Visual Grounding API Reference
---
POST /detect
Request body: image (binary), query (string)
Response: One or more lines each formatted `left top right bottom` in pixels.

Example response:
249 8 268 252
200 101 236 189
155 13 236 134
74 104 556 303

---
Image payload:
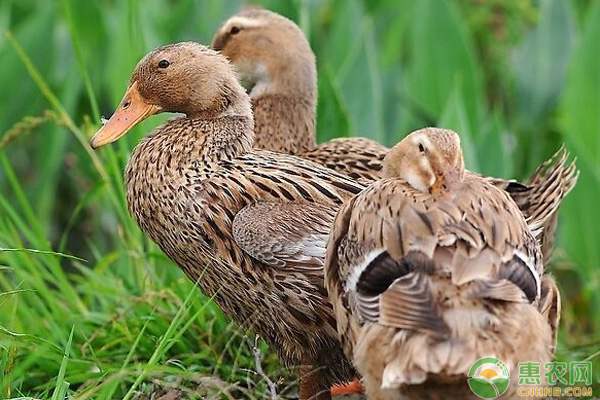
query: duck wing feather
233 201 337 274
302 137 388 182
488 146 579 260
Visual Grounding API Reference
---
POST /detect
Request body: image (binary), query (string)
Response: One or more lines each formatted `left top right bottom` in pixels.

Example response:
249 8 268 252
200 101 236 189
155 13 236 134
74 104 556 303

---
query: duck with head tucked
212 8 578 262
325 128 565 400
91 41 365 400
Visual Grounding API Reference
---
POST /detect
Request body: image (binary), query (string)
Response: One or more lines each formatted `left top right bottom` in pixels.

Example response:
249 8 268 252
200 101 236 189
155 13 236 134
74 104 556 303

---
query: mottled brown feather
127 125 362 386
212 9 388 181
325 128 559 399
213 10 579 266
233 201 335 271
495 146 579 260
95 42 364 395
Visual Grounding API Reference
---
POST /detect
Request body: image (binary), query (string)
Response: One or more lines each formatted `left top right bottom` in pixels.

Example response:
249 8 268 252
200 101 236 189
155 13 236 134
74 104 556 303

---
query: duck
324 127 568 400
211 8 578 262
90 42 365 400
211 8 388 181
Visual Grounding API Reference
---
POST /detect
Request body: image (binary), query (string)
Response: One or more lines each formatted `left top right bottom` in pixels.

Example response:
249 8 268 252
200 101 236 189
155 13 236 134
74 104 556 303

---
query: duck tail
505 145 579 261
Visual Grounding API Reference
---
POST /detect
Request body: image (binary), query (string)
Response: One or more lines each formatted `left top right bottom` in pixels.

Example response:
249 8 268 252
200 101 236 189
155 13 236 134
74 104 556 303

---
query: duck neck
141 112 254 170
197 114 255 163
183 86 255 163
251 93 316 154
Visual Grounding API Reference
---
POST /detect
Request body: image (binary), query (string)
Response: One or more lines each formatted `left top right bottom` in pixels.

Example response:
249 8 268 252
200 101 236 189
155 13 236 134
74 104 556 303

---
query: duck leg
299 360 331 400
331 378 363 396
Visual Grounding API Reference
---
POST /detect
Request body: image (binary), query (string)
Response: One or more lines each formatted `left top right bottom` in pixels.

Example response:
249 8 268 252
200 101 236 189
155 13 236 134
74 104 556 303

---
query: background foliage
0 0 598 398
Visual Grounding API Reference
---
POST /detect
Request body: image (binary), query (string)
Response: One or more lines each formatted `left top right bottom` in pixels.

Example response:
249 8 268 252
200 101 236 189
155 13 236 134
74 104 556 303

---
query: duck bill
90 81 161 149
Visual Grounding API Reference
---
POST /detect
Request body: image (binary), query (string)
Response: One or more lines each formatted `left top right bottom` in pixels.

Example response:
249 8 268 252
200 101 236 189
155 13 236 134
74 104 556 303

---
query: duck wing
233 201 337 274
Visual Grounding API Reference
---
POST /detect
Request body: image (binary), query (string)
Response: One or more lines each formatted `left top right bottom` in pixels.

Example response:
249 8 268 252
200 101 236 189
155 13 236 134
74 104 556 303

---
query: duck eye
158 60 170 69
230 26 241 35
418 143 425 153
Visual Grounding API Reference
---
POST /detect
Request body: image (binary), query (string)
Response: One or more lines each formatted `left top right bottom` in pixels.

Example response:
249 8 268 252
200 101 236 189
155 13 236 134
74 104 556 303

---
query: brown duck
211 8 578 261
212 8 388 181
325 128 569 400
90 42 363 400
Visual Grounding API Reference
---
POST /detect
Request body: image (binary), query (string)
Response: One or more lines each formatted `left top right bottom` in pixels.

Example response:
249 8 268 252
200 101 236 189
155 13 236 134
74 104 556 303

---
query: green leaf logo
467 357 510 398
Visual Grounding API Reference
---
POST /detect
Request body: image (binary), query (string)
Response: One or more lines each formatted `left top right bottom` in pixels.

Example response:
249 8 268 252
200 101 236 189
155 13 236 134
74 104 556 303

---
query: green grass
0 0 598 398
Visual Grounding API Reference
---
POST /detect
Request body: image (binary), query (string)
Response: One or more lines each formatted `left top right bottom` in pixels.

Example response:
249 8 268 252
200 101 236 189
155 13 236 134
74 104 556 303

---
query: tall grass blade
51 326 74 400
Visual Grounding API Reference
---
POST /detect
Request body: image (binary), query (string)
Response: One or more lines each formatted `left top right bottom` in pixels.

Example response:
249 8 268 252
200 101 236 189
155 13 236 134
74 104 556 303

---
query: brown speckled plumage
92 42 362 399
212 9 579 257
325 128 566 400
251 94 316 153
212 8 388 181
493 147 579 261
126 116 357 378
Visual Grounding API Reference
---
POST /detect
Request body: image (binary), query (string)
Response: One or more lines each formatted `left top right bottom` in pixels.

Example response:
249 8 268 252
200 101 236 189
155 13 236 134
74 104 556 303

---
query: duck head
91 42 250 149
383 127 465 195
211 9 316 100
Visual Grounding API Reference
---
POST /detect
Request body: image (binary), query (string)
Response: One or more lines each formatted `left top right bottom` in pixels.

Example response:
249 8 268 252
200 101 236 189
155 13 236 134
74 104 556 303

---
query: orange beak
90 81 161 149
